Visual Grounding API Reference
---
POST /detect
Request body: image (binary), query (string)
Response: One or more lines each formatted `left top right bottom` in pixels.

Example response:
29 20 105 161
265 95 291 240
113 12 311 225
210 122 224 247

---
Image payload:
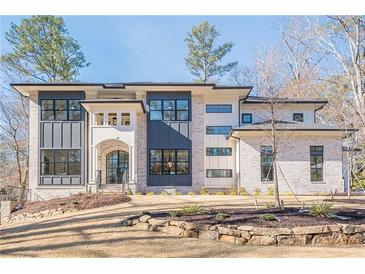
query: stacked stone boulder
123 214 365 246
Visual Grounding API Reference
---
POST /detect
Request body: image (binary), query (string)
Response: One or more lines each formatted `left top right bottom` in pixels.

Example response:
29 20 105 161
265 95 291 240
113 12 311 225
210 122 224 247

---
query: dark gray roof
243 96 328 105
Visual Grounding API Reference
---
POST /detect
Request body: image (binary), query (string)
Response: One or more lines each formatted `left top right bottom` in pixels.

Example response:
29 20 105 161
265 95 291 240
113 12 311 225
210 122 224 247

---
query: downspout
230 134 241 195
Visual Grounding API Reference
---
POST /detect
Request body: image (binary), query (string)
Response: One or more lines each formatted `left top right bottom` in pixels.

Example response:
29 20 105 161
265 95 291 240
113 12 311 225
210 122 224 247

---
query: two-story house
11 82 355 200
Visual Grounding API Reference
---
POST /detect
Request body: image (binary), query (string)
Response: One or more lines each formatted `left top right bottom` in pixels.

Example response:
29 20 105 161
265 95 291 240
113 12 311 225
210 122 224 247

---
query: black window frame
260 146 273 181
149 149 190 176
310 146 324 182
242 113 253 124
293 113 304 122
41 99 82 121
40 149 81 176
149 99 189 121
206 126 232 135
206 169 233 178
206 147 232 156
206 104 232 113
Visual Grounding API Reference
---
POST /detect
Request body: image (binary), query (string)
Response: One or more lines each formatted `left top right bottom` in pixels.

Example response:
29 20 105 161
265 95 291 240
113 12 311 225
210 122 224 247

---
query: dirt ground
1 195 365 258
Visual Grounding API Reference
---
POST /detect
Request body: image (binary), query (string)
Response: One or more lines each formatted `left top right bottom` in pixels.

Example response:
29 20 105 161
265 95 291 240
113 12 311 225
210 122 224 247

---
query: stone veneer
240 134 344 195
191 94 205 192
123 215 365 246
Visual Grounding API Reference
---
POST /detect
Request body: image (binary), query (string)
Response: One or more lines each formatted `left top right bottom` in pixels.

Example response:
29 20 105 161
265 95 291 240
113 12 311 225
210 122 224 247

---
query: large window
261 146 273 181
41 149 81 176
206 104 232 113
41 99 81 121
206 147 232 156
149 99 189 121
242 113 252 124
206 169 232 178
310 146 323 181
293 113 304 122
150 149 189 175
206 126 232 135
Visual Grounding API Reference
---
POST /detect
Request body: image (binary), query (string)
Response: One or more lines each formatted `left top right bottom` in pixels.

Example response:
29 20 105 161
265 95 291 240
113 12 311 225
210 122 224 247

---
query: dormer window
293 113 304 122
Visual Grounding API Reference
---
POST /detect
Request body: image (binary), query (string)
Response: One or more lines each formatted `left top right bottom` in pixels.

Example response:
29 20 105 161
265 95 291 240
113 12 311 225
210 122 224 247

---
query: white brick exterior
239 133 344 195
136 94 148 193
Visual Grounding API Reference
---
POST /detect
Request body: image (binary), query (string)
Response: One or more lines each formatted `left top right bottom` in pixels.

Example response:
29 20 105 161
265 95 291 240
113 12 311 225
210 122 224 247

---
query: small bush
159 191 168 195
253 188 261 196
176 191 181 195
187 191 195 196
135 192 143 195
181 204 203 215
146 192 155 196
239 188 248 196
199 187 209 195
267 187 274 196
281 192 293 196
127 189 133 195
141 211 151 216
265 202 275 209
169 210 182 217
227 187 238 195
215 191 225 195
310 201 333 218
215 212 230 221
260 213 277 221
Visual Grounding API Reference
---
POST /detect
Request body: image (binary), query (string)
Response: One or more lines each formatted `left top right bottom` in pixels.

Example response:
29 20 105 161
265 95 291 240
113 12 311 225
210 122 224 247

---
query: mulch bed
11 192 131 216
154 207 365 228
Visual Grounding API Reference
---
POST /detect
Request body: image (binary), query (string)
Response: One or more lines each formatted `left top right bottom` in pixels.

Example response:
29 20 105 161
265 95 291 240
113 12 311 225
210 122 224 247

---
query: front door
106 150 129 184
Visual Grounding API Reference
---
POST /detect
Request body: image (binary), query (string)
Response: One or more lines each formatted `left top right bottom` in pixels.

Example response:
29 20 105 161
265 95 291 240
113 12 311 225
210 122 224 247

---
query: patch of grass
215 191 225 195
310 201 334 218
146 192 155 196
260 213 278 221
169 210 182 217
215 212 230 221
199 187 209 195
253 188 261 196
267 187 274 196
181 204 203 215
187 191 195 196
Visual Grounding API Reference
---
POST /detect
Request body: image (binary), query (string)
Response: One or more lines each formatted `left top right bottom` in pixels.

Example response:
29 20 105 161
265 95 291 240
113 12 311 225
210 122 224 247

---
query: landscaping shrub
187 191 195 195
159 191 168 195
253 188 261 196
146 192 155 195
127 189 133 195
181 204 203 215
215 212 229 221
176 192 181 195
310 201 334 218
199 187 209 195
267 187 274 196
135 192 143 195
239 187 248 196
265 202 275 208
215 191 225 195
169 210 182 217
260 213 278 221
228 187 238 195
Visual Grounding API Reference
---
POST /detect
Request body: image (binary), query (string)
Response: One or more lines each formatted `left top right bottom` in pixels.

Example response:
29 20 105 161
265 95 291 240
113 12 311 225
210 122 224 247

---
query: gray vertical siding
147 91 192 186
38 91 85 185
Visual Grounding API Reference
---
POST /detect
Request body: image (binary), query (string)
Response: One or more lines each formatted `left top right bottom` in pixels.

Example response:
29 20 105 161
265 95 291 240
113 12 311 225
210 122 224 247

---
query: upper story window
206 169 232 178
94 112 131 126
149 99 189 121
293 113 304 122
206 147 232 156
206 126 232 135
242 113 252 124
41 99 81 121
206 104 232 113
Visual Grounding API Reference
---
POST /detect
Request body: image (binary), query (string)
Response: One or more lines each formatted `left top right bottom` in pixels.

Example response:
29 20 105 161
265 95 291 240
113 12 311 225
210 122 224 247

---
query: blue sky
0 16 282 84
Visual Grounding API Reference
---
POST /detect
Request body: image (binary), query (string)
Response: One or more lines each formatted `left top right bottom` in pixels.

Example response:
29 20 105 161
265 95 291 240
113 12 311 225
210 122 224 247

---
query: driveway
1 195 364 257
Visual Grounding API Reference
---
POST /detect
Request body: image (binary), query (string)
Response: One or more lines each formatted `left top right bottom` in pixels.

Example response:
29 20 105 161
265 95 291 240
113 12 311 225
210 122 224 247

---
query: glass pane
150 162 162 175
41 162 53 175
206 148 232 156
68 163 81 175
177 162 189 175
150 150 162 161
163 150 175 162
177 150 189 161
163 161 176 175
42 111 54 121
68 150 81 162
69 100 80 110
176 111 188 121
150 111 162 120
149 100 161 110
311 169 323 181
206 169 232 178
121 113 130 125
69 111 81 121
118 151 129 164
41 100 53 110
293 113 304 122
163 110 175 121
206 105 232 113
108 113 117 125
242 114 252 123
54 163 67 175
55 100 67 110
176 100 189 110
206 126 232 135
95 113 104 125
55 110 67 120
54 150 67 162
163 100 175 110
41 149 53 162
261 165 273 181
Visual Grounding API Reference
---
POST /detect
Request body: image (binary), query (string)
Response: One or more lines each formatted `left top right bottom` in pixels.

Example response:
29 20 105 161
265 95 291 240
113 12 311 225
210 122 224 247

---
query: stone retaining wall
122 215 365 246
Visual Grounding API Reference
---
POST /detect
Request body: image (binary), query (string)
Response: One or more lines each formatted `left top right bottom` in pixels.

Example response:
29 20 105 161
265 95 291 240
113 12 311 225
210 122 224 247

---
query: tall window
206 104 232 113
206 126 232 135
206 169 232 178
149 149 189 175
108 113 117 125
149 99 189 121
293 113 304 122
41 149 81 176
261 146 273 181
242 113 252 124
41 99 81 121
310 146 323 181
206 147 232 156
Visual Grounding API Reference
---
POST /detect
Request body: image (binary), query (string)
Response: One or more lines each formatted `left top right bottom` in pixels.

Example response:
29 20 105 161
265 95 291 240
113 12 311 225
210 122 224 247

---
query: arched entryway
106 150 129 184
